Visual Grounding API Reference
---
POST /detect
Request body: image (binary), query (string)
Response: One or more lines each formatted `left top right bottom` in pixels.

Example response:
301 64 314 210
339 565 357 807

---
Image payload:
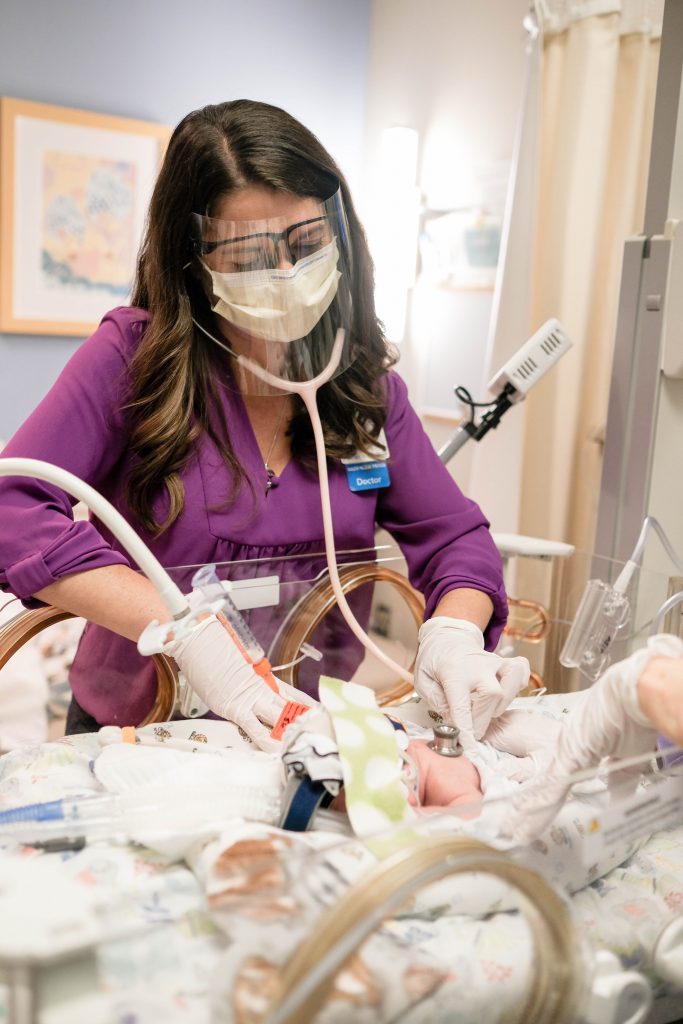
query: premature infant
397 702 564 813
282 691 566 824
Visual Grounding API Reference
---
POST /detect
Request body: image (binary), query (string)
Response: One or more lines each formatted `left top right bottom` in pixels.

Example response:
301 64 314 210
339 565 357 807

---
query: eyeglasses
198 216 333 273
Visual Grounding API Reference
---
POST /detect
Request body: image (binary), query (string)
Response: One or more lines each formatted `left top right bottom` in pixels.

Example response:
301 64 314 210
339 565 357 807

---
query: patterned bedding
1 733 683 1024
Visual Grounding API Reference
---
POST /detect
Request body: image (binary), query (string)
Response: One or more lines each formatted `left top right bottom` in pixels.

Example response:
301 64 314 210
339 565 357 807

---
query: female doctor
0 99 529 749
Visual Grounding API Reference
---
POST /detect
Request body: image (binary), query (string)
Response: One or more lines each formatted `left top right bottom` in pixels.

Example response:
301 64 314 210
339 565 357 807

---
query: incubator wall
196 754 683 1024
2 537 682 745
501 546 682 693
162 541 683 701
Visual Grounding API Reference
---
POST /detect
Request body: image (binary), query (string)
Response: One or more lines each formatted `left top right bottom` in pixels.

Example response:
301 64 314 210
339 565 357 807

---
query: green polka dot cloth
318 676 419 858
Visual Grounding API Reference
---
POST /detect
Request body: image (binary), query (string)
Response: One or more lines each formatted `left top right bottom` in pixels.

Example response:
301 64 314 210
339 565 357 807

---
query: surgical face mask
204 238 341 344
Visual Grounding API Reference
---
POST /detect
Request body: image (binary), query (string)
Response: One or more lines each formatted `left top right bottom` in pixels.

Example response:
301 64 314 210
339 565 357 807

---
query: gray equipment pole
595 0 683 568
437 425 475 465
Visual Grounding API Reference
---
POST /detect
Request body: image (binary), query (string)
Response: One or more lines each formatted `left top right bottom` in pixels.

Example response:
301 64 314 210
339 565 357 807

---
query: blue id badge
345 460 391 492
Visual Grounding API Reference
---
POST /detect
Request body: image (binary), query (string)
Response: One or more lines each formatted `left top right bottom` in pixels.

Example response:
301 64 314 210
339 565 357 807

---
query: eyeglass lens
203 216 332 272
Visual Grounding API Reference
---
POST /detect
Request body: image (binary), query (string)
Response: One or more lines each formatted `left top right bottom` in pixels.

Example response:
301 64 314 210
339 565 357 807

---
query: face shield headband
190 188 355 396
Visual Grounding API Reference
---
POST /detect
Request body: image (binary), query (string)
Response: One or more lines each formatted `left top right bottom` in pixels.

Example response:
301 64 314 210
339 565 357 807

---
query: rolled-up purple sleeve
0 308 146 603
377 372 507 650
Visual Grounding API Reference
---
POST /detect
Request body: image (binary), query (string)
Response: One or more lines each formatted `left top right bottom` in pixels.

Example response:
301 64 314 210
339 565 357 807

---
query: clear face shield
191 189 355 396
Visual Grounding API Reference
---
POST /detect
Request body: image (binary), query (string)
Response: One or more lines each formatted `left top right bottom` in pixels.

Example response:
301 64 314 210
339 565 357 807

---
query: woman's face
202 186 329 380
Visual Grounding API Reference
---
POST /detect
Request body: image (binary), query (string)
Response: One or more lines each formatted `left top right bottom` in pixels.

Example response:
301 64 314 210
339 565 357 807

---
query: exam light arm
439 318 572 465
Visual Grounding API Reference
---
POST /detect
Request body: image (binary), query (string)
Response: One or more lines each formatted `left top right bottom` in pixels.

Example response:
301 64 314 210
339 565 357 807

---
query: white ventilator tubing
235 329 414 685
0 458 190 619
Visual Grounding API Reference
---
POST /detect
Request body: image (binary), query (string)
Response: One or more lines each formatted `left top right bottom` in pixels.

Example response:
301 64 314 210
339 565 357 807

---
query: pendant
265 465 275 494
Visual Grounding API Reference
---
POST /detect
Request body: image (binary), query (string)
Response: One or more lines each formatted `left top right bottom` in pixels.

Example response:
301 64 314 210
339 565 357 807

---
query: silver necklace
263 399 289 494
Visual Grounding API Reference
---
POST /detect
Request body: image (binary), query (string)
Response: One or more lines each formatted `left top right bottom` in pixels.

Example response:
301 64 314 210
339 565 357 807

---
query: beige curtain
519 3 660 555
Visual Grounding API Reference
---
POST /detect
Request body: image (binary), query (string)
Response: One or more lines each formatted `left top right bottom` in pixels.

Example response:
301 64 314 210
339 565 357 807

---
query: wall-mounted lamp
370 126 421 344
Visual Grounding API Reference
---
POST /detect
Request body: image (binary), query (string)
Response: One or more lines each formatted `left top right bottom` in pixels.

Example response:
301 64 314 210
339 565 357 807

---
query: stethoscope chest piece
429 722 464 757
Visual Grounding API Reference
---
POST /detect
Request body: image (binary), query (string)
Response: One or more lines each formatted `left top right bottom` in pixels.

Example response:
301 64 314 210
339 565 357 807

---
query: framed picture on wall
0 97 170 336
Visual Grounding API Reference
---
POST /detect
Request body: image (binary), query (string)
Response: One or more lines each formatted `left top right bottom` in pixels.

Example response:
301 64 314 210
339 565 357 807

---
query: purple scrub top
0 307 507 724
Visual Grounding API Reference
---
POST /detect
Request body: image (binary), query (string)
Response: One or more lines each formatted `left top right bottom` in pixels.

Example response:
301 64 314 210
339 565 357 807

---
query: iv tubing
652 591 683 635
615 515 683 593
236 332 414 686
630 516 683 573
0 458 189 619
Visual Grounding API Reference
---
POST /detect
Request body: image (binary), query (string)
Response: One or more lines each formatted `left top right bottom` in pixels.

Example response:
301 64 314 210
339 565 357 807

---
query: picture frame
0 97 170 336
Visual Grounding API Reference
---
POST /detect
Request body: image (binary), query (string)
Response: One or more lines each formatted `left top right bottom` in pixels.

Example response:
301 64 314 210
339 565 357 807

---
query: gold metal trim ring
0 606 178 725
269 835 581 1024
271 563 424 706
505 597 551 642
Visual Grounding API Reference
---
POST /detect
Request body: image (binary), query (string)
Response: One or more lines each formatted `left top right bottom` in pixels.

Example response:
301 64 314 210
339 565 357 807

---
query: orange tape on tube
270 700 312 740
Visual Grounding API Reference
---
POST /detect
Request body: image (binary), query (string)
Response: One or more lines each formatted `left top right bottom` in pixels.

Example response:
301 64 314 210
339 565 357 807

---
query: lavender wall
0 0 371 439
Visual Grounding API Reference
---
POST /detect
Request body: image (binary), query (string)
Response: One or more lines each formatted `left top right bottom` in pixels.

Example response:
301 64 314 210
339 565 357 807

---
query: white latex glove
167 614 304 752
482 710 562 783
274 678 318 708
413 617 530 750
502 634 683 844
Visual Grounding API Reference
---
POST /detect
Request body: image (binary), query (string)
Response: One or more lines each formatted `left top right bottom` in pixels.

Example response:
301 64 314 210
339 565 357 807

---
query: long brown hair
128 99 395 534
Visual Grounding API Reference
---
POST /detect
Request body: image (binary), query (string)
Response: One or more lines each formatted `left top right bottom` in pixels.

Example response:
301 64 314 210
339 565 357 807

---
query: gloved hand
273 677 318 708
502 634 683 844
482 709 562 783
413 617 530 750
167 613 315 752
636 653 683 744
